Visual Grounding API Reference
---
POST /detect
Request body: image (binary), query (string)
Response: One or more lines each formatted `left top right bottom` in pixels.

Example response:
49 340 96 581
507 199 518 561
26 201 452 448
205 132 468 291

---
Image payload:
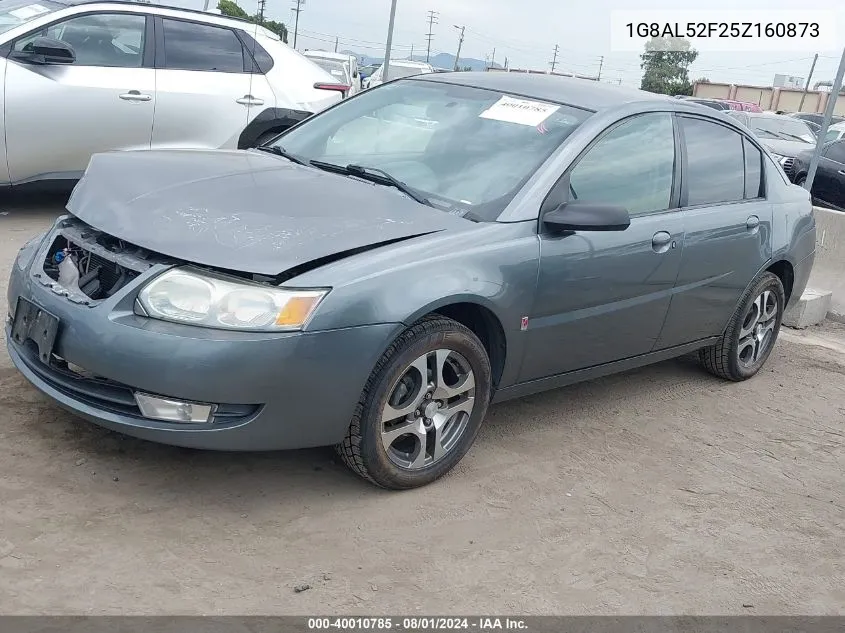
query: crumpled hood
67 149 474 276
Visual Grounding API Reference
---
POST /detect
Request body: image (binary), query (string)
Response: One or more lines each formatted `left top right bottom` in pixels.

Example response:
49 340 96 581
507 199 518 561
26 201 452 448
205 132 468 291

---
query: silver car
0 0 343 186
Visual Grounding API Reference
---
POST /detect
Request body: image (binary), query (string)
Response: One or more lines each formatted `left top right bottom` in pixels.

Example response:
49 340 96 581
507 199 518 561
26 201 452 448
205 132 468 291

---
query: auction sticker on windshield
479 96 560 126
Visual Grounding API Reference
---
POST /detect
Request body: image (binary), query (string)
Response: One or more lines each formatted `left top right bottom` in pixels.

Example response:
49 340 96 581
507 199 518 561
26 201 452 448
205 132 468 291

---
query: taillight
314 82 350 98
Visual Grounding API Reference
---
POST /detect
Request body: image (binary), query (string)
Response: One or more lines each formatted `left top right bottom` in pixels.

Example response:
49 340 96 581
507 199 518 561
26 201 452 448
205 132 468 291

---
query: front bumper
6 231 400 451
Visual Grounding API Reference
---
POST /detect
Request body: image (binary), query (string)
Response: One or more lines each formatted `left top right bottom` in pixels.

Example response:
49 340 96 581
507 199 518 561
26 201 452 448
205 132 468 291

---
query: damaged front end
35 216 173 305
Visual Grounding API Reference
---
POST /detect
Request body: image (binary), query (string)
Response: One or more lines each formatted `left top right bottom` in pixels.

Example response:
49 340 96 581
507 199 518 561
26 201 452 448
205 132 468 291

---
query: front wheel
699 272 785 381
337 315 492 489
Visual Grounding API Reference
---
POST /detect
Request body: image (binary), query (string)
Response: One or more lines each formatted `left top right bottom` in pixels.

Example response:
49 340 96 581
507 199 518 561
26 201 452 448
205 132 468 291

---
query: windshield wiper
254 145 310 166
310 160 433 207
756 128 811 143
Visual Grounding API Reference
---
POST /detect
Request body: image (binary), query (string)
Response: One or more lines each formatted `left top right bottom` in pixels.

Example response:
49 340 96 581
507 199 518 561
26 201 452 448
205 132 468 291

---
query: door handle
652 231 672 253
119 90 151 102
746 215 760 231
236 94 264 106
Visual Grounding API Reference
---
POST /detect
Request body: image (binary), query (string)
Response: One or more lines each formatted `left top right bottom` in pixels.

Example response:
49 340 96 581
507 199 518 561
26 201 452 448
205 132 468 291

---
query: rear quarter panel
291 222 540 390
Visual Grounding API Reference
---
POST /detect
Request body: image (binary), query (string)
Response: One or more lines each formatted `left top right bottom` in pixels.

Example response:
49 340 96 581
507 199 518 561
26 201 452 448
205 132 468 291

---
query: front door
151 17 273 151
4 11 153 183
813 140 845 210
519 112 684 382
657 116 773 349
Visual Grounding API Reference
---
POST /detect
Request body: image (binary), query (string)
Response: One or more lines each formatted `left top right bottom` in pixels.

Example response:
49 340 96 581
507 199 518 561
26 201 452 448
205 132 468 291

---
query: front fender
295 221 540 389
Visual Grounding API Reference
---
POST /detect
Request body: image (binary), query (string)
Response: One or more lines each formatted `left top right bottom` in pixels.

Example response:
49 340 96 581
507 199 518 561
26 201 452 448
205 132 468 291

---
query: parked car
7 73 815 489
727 111 816 180
790 112 845 128
0 0 345 186
822 121 845 143
721 99 763 113
677 97 731 111
303 50 359 96
791 139 845 210
358 63 380 81
363 59 434 88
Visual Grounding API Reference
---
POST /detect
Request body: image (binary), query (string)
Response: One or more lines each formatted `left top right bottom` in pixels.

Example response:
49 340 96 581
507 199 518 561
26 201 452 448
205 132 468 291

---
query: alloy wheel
737 289 779 367
380 349 476 470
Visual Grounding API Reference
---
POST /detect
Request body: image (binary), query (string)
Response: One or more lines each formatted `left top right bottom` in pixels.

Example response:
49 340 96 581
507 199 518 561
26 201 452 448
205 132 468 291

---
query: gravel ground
1 195 843 615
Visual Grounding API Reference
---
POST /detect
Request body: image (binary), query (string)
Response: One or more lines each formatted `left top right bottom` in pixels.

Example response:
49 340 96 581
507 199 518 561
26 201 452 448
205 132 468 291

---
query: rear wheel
699 272 785 381
337 315 492 489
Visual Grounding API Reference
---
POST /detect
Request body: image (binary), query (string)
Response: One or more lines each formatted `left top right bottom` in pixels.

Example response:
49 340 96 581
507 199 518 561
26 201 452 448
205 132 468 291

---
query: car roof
411 71 671 112
385 59 433 68
53 0 255 26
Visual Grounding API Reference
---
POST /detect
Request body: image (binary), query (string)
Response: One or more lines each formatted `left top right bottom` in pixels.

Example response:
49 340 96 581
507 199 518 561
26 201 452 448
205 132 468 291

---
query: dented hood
67 149 474 276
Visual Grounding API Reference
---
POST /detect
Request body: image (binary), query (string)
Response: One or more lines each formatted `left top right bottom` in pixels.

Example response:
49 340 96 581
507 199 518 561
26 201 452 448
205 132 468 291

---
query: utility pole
410 43 414 59
257 0 266 22
425 10 439 63
798 53 819 112
550 44 559 73
597 55 604 81
490 47 496 68
805 47 845 191
453 25 465 71
504 56 508 70
334 35 339 52
291 0 304 49
382 0 398 82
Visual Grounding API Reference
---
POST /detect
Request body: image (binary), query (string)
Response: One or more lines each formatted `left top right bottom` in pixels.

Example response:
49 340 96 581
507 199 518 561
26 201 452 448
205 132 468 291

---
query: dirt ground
1 194 844 615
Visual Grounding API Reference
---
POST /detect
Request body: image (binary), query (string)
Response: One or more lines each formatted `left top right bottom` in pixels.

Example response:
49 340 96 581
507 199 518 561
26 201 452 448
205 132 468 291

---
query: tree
639 37 698 96
217 0 288 43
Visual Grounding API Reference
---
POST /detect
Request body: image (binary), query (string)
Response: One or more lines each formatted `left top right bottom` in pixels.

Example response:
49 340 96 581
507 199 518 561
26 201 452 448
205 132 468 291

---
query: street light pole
382 0 398 82
804 47 845 191
453 25 465 71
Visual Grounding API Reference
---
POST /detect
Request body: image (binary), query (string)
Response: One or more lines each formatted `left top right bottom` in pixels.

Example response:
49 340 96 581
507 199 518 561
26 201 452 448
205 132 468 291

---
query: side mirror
14 37 76 65
543 200 631 232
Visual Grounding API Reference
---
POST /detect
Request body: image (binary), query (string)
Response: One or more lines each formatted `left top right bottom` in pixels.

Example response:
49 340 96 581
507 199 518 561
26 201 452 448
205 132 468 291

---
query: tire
336 315 492 489
795 175 807 187
699 272 785 381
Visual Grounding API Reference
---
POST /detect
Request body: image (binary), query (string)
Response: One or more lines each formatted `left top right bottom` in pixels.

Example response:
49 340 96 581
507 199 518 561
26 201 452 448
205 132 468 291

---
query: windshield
272 80 591 220
751 117 815 143
385 65 428 80
0 0 61 35
309 58 350 82
824 128 844 143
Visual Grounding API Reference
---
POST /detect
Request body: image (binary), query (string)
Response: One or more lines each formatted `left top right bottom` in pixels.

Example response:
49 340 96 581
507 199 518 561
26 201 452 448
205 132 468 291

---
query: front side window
275 80 591 220
567 113 675 216
682 117 745 206
162 19 244 72
14 12 146 67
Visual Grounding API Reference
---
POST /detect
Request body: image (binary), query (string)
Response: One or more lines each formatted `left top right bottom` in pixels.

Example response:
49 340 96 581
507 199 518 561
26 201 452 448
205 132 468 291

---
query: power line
425 10 439 63
550 44 559 73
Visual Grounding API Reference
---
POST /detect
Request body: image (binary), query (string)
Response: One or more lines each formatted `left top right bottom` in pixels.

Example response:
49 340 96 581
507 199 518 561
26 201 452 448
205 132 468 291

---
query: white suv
0 0 344 186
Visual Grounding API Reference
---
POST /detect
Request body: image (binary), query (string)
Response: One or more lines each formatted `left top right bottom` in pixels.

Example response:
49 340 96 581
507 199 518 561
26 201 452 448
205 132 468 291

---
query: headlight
136 268 328 331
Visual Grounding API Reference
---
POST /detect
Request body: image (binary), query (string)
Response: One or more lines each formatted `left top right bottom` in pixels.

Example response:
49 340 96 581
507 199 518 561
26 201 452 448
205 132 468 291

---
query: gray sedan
6 72 816 489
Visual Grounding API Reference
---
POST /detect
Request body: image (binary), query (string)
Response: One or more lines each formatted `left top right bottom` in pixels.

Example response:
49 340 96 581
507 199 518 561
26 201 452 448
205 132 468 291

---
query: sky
184 0 844 88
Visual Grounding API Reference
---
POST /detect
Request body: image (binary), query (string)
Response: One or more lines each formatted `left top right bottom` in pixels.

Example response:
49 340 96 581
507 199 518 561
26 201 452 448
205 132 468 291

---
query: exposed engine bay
39 217 168 304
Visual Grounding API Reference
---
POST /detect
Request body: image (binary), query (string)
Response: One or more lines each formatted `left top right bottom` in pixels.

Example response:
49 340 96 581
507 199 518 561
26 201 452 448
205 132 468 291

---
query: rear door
151 17 273 150
656 115 772 349
519 112 684 381
4 10 153 183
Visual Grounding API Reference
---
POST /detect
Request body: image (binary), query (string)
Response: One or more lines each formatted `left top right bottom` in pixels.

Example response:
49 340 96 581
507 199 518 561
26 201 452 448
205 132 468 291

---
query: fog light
134 392 213 423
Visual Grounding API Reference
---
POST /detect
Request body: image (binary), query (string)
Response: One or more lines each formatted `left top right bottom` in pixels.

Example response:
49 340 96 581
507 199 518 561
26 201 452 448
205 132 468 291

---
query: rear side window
743 137 763 199
824 140 845 164
239 30 274 73
682 117 745 206
162 19 244 72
